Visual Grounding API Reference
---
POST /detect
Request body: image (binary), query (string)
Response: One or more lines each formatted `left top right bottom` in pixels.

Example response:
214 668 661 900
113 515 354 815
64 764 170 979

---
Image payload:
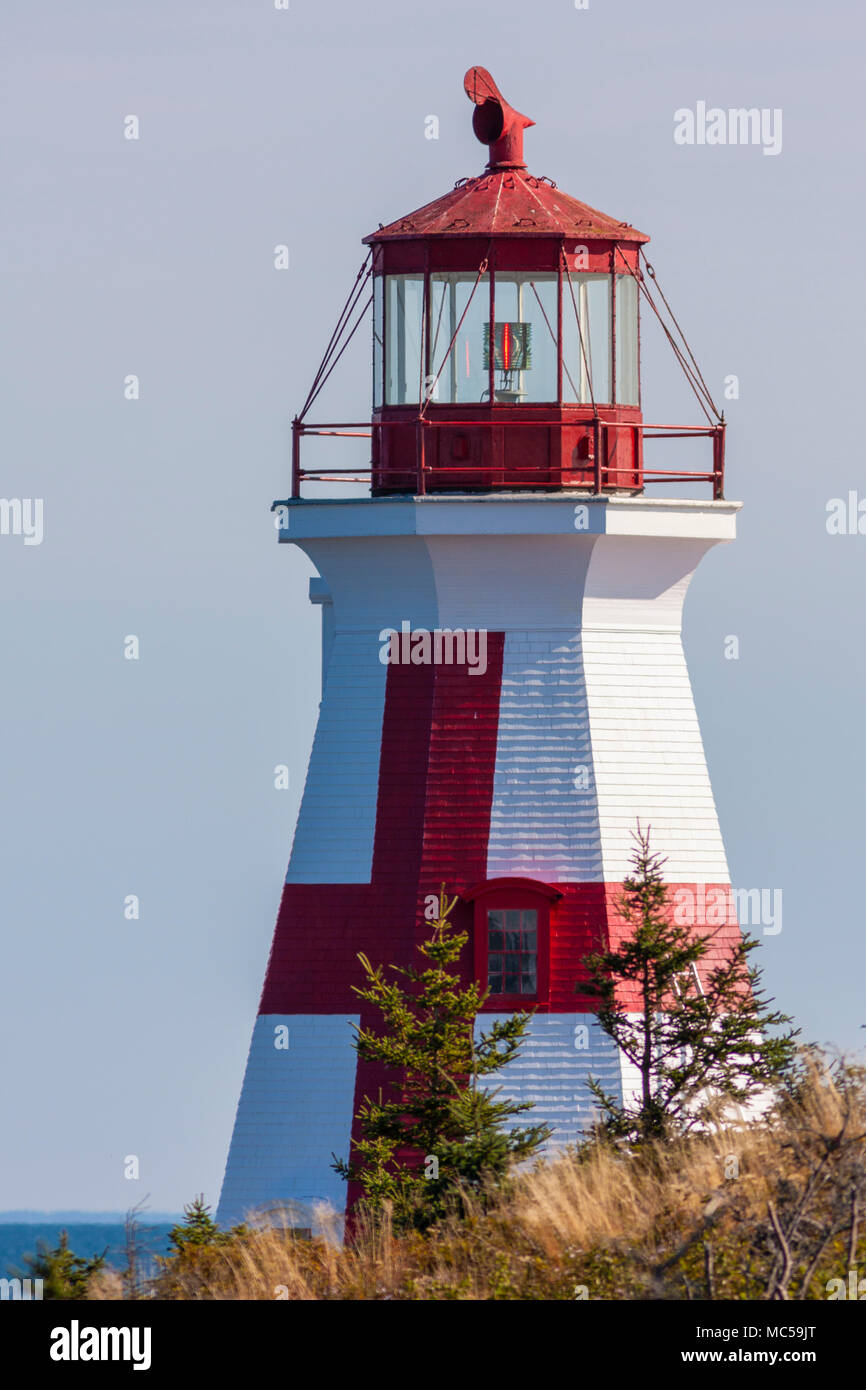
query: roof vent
464 66 535 170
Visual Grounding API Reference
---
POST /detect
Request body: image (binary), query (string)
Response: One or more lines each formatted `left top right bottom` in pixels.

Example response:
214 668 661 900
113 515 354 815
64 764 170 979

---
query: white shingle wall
217 1014 359 1233
581 630 729 882
218 1012 639 1229
486 631 603 882
618 1031 645 1111
302 536 441 632
482 538 728 885
580 532 730 883
426 533 595 632
285 631 386 884
478 1013 629 1152
285 527 729 887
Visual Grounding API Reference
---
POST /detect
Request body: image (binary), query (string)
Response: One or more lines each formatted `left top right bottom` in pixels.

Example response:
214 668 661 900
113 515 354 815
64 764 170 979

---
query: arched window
462 877 562 1008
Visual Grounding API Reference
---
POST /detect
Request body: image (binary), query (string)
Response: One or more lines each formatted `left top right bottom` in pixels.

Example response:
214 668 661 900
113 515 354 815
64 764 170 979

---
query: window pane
615 273 639 405
487 909 503 951
385 275 425 405
429 273 491 403
563 273 611 404
487 905 539 995
372 275 384 408
489 274 558 403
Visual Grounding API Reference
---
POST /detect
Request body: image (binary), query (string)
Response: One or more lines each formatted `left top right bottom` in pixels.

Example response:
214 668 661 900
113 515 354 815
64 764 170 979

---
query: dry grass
92 1054 866 1301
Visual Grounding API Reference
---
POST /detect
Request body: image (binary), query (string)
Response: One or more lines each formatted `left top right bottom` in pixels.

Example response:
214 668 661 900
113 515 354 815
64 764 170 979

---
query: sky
1 0 863 1213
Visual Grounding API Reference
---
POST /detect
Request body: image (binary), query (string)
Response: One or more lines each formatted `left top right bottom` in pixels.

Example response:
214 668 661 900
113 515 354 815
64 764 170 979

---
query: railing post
291 416 301 499
417 418 427 496
593 418 602 493
713 422 726 500
635 423 642 490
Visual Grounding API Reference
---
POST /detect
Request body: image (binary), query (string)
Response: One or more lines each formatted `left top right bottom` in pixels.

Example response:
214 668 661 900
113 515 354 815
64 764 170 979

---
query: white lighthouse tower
218 67 742 1234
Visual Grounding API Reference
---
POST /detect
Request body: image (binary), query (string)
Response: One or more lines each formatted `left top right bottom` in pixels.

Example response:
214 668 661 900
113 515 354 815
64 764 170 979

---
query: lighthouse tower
218 68 743 1234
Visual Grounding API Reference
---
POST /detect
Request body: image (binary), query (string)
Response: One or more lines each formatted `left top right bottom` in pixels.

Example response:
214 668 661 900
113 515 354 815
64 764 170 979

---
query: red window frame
463 877 562 1010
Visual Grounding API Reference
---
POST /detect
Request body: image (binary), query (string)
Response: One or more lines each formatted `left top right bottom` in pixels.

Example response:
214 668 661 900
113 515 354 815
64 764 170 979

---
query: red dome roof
365 166 649 245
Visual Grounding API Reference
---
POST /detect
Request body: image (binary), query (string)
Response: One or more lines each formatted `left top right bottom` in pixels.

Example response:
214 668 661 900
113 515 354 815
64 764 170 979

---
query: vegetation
332 887 551 1231
17 1230 106 1300
148 1197 247 1300
84 1051 866 1300
71 836 863 1301
579 824 799 1143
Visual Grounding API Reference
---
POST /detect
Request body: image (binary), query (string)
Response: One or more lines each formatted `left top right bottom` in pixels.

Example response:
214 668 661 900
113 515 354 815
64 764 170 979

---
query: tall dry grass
91 1053 866 1300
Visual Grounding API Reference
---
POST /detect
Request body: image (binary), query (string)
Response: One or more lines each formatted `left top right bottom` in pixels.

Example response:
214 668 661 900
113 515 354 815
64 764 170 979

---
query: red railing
290 417 725 500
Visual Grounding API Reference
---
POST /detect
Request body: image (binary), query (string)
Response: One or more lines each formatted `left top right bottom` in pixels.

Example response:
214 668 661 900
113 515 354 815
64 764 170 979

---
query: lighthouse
217 68 743 1234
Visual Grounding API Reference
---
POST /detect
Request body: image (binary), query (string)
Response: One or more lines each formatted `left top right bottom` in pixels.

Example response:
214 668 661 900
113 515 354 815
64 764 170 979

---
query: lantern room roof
364 167 649 244
364 66 648 247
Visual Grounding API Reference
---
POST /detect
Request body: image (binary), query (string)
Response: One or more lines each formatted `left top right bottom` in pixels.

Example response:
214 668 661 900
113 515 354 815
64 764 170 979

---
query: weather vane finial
464 66 535 170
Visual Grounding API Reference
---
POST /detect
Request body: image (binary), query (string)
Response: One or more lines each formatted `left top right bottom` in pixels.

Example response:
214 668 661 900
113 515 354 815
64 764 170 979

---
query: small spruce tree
165 1195 238 1252
333 887 551 1231
578 824 798 1144
18 1230 106 1300
152 1197 248 1299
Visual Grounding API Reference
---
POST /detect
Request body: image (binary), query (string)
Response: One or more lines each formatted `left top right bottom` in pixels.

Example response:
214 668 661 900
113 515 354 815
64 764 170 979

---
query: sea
0 1217 180 1281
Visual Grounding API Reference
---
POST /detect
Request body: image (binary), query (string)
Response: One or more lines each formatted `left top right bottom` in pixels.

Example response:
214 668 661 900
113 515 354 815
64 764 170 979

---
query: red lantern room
290 66 725 499
367 66 647 494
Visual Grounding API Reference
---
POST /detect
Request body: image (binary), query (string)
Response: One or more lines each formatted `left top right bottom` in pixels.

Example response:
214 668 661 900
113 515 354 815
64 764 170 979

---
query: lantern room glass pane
615 273 639 405
429 273 491 404
489 274 558 403
372 275 384 409
385 274 425 405
562 273 611 405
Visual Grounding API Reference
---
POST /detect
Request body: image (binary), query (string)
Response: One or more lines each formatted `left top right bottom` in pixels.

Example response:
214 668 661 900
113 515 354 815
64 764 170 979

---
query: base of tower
216 1011 640 1234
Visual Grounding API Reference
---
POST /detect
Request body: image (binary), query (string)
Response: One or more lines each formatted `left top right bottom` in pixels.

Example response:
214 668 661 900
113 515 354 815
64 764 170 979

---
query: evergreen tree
578 824 798 1144
166 1196 239 1253
334 887 551 1231
19 1230 106 1300
152 1196 248 1299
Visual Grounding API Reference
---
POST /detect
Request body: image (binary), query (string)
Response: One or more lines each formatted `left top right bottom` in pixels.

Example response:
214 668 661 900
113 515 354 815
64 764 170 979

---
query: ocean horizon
0 1210 183 1224
0 1216 182 1281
